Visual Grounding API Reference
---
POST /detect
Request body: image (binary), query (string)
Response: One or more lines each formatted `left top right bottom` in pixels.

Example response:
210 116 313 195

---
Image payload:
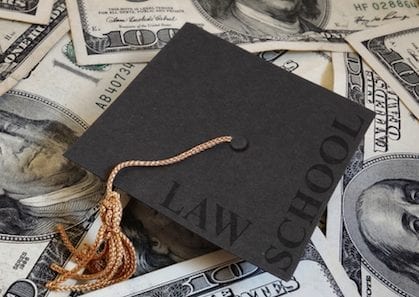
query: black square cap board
65 23 374 280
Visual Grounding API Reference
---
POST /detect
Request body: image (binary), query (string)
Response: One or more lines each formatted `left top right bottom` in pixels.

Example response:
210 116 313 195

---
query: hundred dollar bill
346 18 419 120
83 229 359 297
0 41 334 296
0 0 69 96
0 33 145 297
45 50 332 295
327 52 419 297
260 50 333 90
66 0 419 65
0 0 54 24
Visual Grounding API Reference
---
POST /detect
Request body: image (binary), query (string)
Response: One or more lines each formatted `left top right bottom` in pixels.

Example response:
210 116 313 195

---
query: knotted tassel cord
46 136 233 292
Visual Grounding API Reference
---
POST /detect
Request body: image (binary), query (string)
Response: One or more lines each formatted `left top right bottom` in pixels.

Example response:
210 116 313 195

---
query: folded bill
260 50 333 90
0 0 69 96
327 52 419 297
82 229 360 297
346 17 419 120
0 34 334 296
0 33 145 297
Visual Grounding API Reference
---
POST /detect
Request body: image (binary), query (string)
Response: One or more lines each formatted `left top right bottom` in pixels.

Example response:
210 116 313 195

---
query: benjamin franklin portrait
0 91 216 279
343 155 419 296
357 179 419 282
195 0 324 37
121 200 217 276
0 93 102 236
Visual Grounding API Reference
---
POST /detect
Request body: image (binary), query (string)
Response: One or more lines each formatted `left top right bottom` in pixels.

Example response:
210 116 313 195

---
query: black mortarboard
65 24 374 280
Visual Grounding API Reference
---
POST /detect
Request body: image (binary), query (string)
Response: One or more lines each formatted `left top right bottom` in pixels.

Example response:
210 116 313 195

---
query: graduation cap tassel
46 136 233 292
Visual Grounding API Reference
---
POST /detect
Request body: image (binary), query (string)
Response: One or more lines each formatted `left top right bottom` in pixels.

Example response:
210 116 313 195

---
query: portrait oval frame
192 0 330 38
0 90 98 242
343 153 419 297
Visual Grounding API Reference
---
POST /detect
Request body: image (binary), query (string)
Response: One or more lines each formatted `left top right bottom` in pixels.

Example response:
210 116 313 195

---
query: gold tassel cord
46 136 232 292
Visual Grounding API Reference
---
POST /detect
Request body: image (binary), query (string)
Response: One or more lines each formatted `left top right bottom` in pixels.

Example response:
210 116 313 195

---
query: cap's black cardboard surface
65 23 374 280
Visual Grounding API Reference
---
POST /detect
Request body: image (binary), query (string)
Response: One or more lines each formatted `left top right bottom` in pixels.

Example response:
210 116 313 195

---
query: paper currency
66 0 419 65
0 35 337 295
82 228 359 297
0 0 69 97
327 52 419 297
260 50 333 90
0 0 54 24
346 18 419 120
0 34 145 297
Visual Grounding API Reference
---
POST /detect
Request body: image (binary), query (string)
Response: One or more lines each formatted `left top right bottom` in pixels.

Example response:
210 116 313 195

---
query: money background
0 2 418 297
328 52 419 297
66 0 419 64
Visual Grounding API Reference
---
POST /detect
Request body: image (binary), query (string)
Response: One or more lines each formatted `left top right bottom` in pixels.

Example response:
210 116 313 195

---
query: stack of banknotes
0 1 418 297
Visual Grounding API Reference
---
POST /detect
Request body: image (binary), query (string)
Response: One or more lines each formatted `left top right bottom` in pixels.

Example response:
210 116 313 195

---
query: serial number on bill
354 0 418 10
96 63 135 110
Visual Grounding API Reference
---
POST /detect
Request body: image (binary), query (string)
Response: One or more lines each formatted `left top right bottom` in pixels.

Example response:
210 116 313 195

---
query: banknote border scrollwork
343 153 419 297
304 241 344 297
77 0 166 56
364 27 419 104
361 259 413 297
0 0 68 82
0 0 39 15
77 0 90 35
127 240 342 297
190 0 345 43
0 89 90 242
7 89 89 130
362 152 419 167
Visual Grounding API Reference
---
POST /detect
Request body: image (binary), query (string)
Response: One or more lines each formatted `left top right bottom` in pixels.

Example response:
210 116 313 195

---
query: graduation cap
48 24 374 291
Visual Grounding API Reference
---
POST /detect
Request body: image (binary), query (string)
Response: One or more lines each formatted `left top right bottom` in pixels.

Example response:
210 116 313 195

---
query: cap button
230 136 248 152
